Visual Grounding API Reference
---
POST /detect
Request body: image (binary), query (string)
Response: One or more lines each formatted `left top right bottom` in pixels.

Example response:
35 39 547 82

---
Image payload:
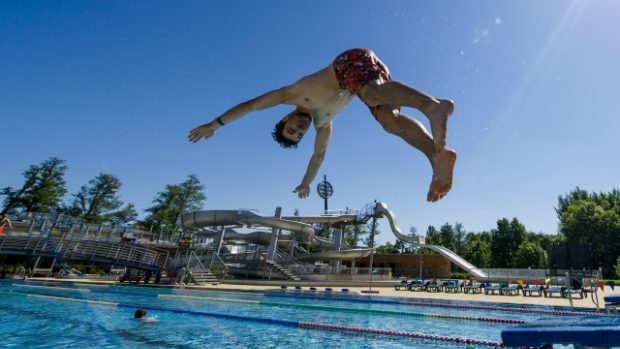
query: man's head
272 111 312 148
134 309 147 319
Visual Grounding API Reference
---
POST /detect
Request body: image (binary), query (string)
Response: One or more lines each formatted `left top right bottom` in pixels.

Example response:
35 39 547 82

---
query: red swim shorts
333 48 391 94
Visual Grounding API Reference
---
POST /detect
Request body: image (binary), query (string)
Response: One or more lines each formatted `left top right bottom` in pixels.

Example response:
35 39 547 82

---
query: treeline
3 158 619 278
375 188 620 279
1 157 206 241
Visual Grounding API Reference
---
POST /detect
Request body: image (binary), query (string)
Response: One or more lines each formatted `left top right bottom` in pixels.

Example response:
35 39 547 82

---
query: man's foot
427 99 454 151
427 148 457 202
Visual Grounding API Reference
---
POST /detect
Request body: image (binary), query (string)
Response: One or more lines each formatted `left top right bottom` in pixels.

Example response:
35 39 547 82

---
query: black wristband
215 117 225 126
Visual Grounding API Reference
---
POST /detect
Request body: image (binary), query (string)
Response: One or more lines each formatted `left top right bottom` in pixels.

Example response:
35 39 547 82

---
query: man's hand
188 122 218 143
293 184 310 198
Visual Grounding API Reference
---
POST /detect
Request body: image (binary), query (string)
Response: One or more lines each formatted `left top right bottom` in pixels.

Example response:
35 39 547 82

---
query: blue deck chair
543 285 564 297
410 280 429 291
394 279 408 291
484 282 502 295
444 280 464 293
463 281 483 294
501 283 521 296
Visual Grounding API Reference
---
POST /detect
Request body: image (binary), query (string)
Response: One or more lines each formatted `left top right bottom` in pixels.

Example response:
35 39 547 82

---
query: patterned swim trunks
333 48 391 94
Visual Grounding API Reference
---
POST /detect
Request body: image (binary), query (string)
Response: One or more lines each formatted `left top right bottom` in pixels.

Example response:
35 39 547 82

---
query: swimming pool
0 279 608 348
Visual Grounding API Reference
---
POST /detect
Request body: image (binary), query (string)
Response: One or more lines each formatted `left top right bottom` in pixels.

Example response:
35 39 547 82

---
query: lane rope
13 283 524 324
2 291 504 347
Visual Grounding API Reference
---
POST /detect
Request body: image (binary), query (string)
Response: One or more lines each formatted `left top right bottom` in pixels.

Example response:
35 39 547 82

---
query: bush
450 272 469 279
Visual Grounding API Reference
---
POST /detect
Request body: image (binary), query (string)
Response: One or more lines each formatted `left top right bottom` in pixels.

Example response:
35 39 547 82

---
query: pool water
0 280 605 348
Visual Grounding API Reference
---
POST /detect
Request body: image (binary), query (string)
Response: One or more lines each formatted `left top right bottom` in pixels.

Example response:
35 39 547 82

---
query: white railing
0 235 168 269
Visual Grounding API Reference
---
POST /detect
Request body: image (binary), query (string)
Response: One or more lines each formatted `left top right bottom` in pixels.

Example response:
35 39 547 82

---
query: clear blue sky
1 1 619 245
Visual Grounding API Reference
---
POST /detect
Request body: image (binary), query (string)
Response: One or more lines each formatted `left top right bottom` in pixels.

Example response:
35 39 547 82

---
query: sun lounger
427 280 448 292
410 280 429 291
522 285 544 297
463 282 483 294
501 284 521 296
394 280 409 291
562 287 584 299
484 283 502 295
543 286 564 298
444 280 463 293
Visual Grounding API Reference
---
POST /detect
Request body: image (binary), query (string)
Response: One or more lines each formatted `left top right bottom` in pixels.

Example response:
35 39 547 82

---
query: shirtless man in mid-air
189 48 456 202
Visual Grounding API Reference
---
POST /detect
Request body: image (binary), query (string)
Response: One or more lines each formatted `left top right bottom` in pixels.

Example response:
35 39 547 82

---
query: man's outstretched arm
293 124 331 198
188 86 293 143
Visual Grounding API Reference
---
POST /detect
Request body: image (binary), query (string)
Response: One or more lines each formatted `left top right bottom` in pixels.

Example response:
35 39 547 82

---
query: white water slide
182 204 487 278
181 210 372 260
374 202 488 279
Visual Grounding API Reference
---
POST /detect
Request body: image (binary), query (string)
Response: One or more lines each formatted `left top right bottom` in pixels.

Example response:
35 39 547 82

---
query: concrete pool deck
24 277 615 311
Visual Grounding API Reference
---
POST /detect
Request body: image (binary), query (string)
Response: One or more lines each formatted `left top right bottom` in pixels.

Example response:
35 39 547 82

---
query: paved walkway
27 277 614 311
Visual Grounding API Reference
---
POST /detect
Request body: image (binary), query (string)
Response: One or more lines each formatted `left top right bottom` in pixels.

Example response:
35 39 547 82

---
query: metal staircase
183 250 228 285
186 269 219 285
266 260 301 281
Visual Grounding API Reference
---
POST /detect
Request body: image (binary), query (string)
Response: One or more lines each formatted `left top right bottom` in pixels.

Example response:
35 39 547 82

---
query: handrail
0 235 168 270
185 250 228 282
209 252 228 281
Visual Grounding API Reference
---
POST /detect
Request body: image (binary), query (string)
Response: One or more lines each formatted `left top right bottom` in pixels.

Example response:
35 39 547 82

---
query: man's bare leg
359 81 454 151
372 105 456 202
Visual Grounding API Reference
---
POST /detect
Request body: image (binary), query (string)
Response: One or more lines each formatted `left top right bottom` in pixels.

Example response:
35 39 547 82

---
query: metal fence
0 235 168 270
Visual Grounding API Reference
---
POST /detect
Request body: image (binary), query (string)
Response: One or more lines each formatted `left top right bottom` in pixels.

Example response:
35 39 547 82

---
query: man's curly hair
272 120 299 148
272 112 311 148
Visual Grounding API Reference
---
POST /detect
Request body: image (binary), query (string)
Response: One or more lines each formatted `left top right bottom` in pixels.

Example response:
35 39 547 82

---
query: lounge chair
562 277 584 299
427 280 448 292
500 284 521 296
444 280 464 293
463 282 483 294
543 285 564 298
484 283 502 295
394 279 409 291
410 280 429 291
562 287 584 299
522 285 544 297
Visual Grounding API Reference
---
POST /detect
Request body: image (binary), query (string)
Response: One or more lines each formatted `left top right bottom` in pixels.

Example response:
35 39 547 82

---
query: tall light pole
316 175 333 213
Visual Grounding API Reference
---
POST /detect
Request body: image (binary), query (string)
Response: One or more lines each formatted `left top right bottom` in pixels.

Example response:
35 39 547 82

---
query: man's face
281 113 311 143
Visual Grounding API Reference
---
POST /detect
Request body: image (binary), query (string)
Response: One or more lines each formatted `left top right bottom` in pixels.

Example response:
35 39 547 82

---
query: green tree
142 175 206 241
109 203 138 225
438 223 456 251
490 218 526 268
361 220 381 246
376 242 398 254
463 232 492 268
557 190 620 277
513 240 547 268
1 157 68 214
65 173 124 223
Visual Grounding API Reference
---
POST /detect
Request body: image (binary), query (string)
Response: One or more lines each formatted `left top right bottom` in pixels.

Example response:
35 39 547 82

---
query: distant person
175 267 187 285
0 213 12 235
189 48 456 202
134 308 156 322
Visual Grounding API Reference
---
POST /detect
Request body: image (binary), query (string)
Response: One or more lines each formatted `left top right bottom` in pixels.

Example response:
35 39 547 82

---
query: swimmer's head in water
134 309 147 319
